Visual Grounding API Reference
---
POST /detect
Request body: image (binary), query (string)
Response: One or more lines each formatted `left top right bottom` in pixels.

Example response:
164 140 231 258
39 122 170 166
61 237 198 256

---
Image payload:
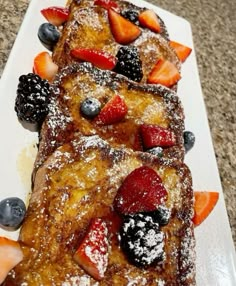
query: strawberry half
33 51 58 82
94 0 119 11
138 9 161 33
114 166 168 214
140 124 176 149
73 218 109 281
41 6 69 26
169 40 192 63
193 191 219 226
70 48 117 70
108 9 141 44
147 58 181 87
95 94 128 125
0 237 23 284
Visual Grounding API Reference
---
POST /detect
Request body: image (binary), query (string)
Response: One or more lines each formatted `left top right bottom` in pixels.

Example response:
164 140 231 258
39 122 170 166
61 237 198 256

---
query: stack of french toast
3 0 197 285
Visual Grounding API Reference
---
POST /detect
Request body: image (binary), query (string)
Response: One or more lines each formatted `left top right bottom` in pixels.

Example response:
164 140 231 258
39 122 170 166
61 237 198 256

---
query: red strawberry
95 94 128 125
33 51 58 82
41 6 69 26
193 191 219 226
169 40 192 63
73 218 109 281
94 0 119 10
0 237 23 284
108 9 141 44
140 124 176 149
114 166 168 214
147 58 181 87
138 9 161 33
70 48 117 70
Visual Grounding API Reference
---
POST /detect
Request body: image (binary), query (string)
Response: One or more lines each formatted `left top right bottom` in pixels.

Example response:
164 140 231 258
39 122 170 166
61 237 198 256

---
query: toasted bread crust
52 4 180 83
4 136 195 285
34 62 185 172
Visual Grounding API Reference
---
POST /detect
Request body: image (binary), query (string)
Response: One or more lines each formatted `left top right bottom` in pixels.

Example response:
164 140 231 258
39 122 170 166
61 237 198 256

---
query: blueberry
183 131 195 153
38 23 60 51
80 98 101 118
0 197 26 230
120 9 139 25
149 206 171 226
146 147 163 158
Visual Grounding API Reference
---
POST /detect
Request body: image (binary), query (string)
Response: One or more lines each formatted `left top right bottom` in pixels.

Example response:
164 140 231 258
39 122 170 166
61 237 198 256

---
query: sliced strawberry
108 9 141 44
73 218 109 281
140 124 176 149
95 94 128 125
114 166 168 214
138 9 161 33
70 48 117 70
193 192 219 226
33 51 58 82
147 58 181 87
0 237 23 284
169 40 192 63
94 0 119 10
41 6 69 26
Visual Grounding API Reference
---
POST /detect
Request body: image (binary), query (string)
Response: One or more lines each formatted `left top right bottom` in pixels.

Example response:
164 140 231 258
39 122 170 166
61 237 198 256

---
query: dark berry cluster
114 46 143 82
15 73 51 124
120 9 139 25
120 213 165 267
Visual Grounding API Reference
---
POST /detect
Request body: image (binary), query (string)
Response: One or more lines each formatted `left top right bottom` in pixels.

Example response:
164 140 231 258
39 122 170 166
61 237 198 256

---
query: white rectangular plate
0 0 235 285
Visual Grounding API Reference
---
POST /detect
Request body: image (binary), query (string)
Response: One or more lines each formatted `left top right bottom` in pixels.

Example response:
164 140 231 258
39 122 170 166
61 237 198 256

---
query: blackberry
15 73 51 124
148 206 171 226
114 46 143 82
120 9 139 25
120 213 165 267
183 131 195 153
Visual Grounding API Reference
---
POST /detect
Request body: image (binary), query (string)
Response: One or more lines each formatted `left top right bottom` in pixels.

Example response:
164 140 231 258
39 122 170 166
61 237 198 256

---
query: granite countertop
0 0 235 248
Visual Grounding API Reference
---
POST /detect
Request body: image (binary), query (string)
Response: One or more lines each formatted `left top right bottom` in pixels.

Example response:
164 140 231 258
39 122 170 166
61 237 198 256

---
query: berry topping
108 9 141 44
120 213 165 267
147 58 181 87
15 73 51 123
38 23 60 51
70 48 117 70
41 6 69 26
94 0 119 10
80 98 101 119
114 46 143 82
0 237 23 284
95 94 128 125
73 218 109 281
146 147 163 158
193 191 219 226
148 206 171 226
138 9 161 33
33 51 58 82
120 9 139 24
140 124 176 149
169 40 192 63
0 197 26 230
114 166 168 214
183 131 195 153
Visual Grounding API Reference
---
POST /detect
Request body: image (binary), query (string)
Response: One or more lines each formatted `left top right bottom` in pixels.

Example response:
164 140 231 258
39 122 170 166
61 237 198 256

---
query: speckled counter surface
0 0 235 247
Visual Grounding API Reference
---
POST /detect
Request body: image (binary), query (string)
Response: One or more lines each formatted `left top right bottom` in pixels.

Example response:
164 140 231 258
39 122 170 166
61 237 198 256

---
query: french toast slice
66 0 170 40
4 135 195 285
35 62 185 171
52 3 181 84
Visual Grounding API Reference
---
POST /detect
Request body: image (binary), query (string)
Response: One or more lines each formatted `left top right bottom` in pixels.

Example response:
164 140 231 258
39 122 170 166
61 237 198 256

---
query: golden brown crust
52 4 180 82
4 136 195 285
34 62 185 173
